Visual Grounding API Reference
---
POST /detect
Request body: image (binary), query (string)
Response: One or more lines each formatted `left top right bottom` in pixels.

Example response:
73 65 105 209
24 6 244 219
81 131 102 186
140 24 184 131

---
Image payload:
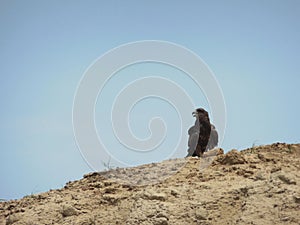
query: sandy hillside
0 143 299 225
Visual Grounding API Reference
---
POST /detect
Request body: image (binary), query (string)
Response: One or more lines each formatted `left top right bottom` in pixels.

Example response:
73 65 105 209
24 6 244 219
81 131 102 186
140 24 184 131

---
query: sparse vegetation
102 157 114 171
248 140 260 153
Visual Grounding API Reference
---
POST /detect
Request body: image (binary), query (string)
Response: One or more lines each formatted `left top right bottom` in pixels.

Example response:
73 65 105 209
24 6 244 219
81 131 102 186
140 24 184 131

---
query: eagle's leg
194 146 203 157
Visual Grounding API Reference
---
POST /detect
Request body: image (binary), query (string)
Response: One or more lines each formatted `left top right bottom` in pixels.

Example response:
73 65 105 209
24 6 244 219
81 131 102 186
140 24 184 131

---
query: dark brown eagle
186 108 218 157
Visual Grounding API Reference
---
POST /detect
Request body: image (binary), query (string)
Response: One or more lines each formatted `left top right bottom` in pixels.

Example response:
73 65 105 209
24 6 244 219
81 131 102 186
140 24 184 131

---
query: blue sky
1 0 299 200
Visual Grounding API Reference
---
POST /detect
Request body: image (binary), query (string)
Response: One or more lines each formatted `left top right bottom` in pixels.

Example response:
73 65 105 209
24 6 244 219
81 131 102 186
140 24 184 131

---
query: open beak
192 111 197 117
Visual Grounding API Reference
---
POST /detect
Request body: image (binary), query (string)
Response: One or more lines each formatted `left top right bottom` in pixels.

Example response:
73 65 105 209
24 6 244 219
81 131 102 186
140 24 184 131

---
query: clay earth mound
1 143 299 225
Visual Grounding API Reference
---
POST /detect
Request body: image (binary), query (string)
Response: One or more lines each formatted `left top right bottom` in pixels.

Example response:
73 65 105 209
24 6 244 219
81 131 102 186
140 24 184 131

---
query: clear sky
1 0 299 200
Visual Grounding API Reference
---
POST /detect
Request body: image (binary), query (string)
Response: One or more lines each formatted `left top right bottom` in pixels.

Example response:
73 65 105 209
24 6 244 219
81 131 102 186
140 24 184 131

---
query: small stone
203 148 224 157
274 188 286 194
270 167 281 173
143 190 167 201
75 215 95 225
61 205 77 217
254 172 266 181
266 193 273 198
104 187 116 194
92 182 103 188
153 217 168 225
257 153 266 161
277 173 296 185
281 217 289 222
233 196 240 200
103 180 113 186
156 212 169 219
170 189 180 197
217 150 246 165
195 208 207 220
102 194 120 204
293 195 300 203
6 214 21 225
7 204 16 210
83 172 100 178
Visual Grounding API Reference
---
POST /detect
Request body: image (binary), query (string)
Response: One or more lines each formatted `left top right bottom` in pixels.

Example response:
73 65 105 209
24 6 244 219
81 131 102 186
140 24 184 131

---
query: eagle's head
192 108 209 119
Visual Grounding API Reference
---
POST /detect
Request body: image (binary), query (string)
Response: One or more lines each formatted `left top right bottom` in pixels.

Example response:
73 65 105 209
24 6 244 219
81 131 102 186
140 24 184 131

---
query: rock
104 187 116 194
270 167 281 173
276 173 296 185
153 217 168 225
61 205 77 217
156 212 169 219
103 180 114 186
142 190 167 201
254 172 266 181
258 153 275 162
83 172 101 179
217 149 246 165
90 182 104 189
273 188 286 194
257 153 266 161
195 208 207 220
170 189 180 197
281 217 290 222
102 194 122 204
75 215 95 225
6 214 21 225
203 148 224 157
293 195 300 204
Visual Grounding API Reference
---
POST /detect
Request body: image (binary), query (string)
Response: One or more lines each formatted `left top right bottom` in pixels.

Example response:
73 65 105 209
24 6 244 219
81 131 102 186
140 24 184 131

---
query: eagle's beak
192 111 197 117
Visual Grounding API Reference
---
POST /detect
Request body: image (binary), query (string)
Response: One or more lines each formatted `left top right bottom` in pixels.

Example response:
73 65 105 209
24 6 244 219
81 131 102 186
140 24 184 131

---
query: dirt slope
1 143 299 225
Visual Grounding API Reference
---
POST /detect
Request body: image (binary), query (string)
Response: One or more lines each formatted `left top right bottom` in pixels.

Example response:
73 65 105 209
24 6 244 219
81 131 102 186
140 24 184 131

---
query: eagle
186 108 218 157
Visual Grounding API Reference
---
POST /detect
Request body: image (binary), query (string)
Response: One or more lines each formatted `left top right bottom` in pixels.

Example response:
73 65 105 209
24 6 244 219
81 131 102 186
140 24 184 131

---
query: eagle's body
186 108 218 157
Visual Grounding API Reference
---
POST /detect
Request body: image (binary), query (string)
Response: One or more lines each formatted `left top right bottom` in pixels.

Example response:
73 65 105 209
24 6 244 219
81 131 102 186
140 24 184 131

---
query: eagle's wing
206 125 218 151
213 128 219 146
188 125 196 135
187 131 199 156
